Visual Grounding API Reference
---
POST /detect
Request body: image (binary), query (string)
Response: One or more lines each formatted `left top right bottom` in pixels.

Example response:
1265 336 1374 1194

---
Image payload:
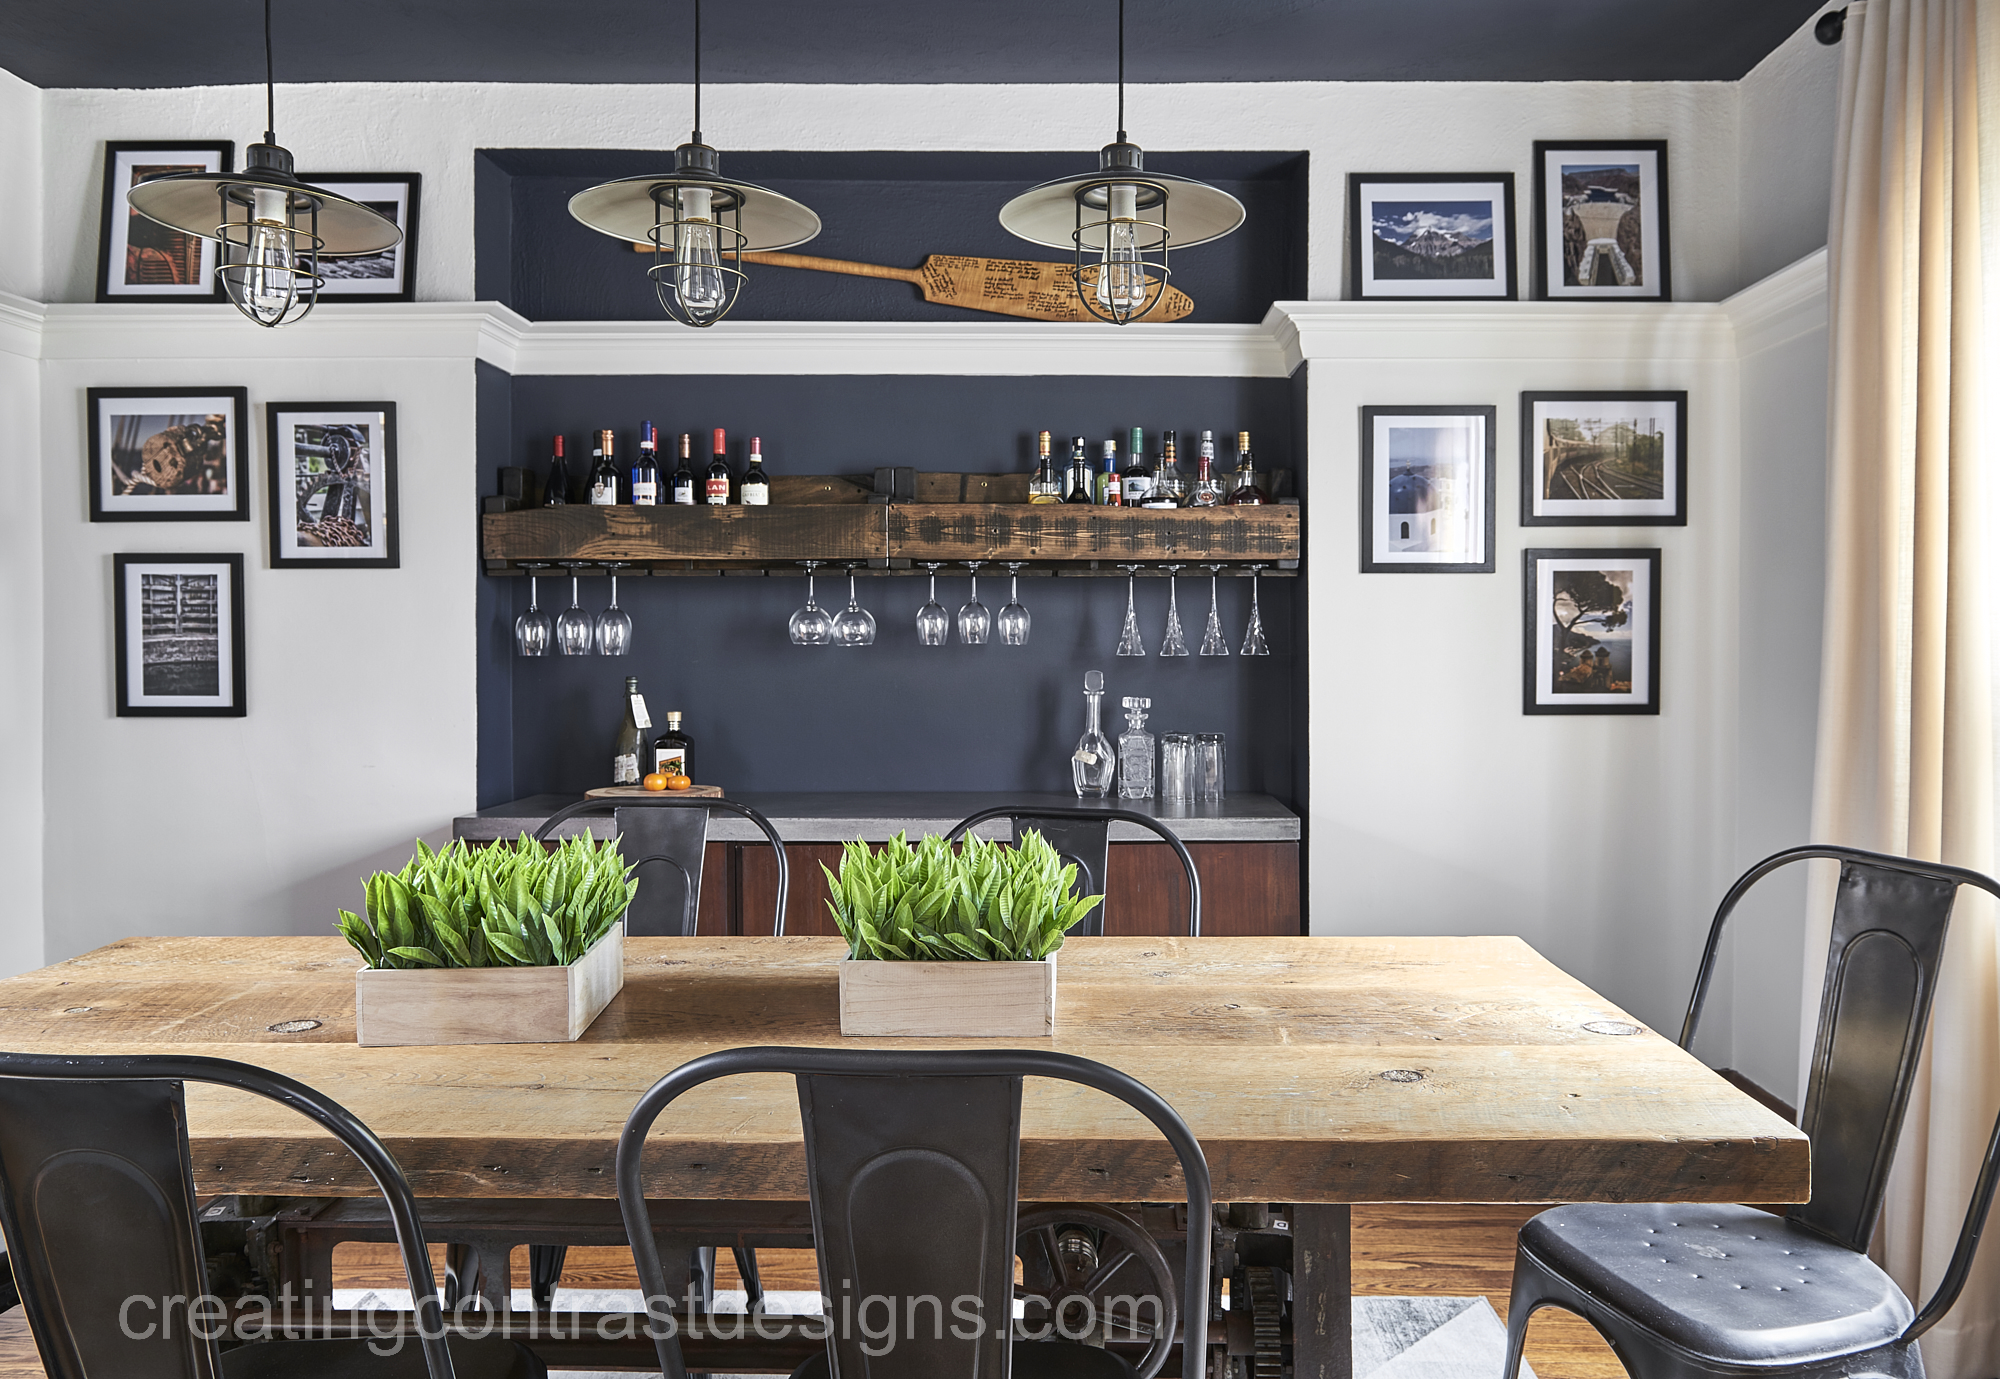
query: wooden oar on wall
629 242 1195 322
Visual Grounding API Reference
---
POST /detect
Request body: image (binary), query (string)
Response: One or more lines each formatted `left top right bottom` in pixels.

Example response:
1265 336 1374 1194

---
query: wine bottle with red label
705 428 732 505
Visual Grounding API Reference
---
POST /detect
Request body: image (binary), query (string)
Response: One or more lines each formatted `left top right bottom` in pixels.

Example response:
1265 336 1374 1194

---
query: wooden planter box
838 954 1056 1038
354 927 624 1047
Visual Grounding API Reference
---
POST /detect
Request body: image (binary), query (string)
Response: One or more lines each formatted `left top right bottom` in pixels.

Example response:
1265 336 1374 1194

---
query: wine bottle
589 429 620 505
670 432 697 505
1029 430 1062 504
1121 426 1154 505
1190 430 1224 507
740 437 770 505
650 710 693 779
613 675 651 785
630 422 660 506
1145 430 1183 508
1063 436 1094 504
1225 429 1269 505
542 435 570 507
705 427 732 505
1097 439 1123 506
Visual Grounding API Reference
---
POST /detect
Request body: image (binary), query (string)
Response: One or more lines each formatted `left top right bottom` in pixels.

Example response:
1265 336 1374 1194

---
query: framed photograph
293 173 421 301
96 141 233 303
266 403 399 568
113 553 246 717
1521 391 1687 526
1348 174 1516 301
1524 548 1661 715
1533 140 1671 301
1361 405 1497 573
87 387 251 523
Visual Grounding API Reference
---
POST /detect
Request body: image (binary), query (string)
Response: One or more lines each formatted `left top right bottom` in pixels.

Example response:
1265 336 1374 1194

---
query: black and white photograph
1533 140 1671 301
266 402 400 568
1521 391 1687 526
1523 548 1660 715
1361 405 1497 573
113 553 246 717
86 386 251 523
95 140 232 303
293 173 421 301
1348 174 1516 301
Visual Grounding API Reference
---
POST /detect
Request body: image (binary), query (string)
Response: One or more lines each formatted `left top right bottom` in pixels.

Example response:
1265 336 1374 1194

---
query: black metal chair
0 1050 545 1378
617 1046 1214 1379
1502 846 2000 1379
944 805 1202 937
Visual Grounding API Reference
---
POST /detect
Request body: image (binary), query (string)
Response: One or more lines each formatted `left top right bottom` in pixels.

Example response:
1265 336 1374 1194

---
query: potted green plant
337 835 637 1047
824 831 1103 1037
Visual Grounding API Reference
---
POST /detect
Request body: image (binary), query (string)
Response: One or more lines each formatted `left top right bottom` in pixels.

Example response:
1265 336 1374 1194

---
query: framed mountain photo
1348 173 1517 301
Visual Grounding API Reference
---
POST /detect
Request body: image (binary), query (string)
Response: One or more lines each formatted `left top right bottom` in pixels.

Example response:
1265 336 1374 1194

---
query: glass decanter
1072 670 1115 798
1118 696 1155 800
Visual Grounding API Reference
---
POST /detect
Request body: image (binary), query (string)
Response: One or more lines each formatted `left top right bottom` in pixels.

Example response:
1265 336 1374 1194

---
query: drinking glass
555 563 594 655
1159 565 1189 657
916 563 950 647
1194 733 1226 802
1116 565 1146 656
514 563 552 657
832 564 877 647
789 561 834 646
1159 733 1194 803
957 561 991 645
594 562 633 655
1241 564 1271 656
1199 564 1231 657
997 563 1031 646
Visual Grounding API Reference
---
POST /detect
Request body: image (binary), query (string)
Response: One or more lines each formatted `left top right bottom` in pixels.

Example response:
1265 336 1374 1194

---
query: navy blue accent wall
475 360 516 806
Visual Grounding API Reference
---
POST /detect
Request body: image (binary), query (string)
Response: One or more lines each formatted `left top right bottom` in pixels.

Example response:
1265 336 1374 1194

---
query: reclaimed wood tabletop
0 934 1808 1208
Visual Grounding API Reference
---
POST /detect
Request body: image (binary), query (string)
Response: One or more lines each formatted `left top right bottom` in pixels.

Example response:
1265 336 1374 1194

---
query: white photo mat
270 408 395 564
1354 179 1513 299
1370 411 1489 566
93 393 242 516
118 557 241 713
1531 555 1653 709
1527 395 1680 521
1539 147 1664 300
297 176 417 296
102 146 226 299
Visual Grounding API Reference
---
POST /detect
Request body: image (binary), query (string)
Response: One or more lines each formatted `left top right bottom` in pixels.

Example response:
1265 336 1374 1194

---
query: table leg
1290 1205 1352 1379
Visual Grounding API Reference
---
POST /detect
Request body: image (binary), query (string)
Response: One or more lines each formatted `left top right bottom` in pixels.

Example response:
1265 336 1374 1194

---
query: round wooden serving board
584 784 723 800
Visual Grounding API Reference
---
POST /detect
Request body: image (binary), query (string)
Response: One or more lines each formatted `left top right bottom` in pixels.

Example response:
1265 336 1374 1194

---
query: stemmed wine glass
1199 564 1231 657
1241 564 1271 655
1159 565 1189 657
832 563 877 647
1116 565 1146 656
514 563 552 657
555 562 594 656
916 563 950 647
958 561 991 645
997 563 1031 646
594 562 633 655
789 561 834 646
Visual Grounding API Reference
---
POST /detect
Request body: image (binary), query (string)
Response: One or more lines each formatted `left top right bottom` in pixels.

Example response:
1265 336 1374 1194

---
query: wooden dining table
0 933 1808 1377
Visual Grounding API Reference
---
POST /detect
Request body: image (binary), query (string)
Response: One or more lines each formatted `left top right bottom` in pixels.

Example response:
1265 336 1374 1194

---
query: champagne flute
555 562 594 655
594 562 633 655
789 561 834 646
514 563 552 657
1241 564 1271 655
916 563 950 647
1159 564 1189 657
997 563 1031 646
1116 565 1146 656
1199 564 1231 657
958 561 991 645
832 563 877 647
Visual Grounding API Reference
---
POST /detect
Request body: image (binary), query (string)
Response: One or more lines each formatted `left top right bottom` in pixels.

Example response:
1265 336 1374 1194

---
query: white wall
1738 15 1841 289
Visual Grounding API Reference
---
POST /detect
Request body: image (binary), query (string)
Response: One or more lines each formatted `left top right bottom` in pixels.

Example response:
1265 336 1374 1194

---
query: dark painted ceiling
0 0 1825 88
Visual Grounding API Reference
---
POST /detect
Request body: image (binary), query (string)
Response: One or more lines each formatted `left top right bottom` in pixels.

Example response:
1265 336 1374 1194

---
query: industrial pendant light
568 0 820 326
998 0 1245 324
125 0 401 328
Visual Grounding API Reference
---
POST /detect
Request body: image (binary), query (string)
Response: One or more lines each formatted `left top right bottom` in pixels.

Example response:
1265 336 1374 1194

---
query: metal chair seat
790 1338 1137 1379
222 1336 545 1378
1517 1203 1914 1366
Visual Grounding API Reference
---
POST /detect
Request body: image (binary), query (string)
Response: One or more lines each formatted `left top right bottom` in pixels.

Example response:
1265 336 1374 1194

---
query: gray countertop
455 791 1300 844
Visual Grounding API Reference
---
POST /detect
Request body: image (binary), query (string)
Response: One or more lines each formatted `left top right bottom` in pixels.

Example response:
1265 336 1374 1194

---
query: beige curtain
1807 1 2000 1376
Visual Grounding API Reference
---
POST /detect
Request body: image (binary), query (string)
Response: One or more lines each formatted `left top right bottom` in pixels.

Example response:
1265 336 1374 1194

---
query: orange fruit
666 774 693 791
641 772 670 791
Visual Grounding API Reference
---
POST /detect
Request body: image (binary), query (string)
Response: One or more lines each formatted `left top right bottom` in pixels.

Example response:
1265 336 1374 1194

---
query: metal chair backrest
533 796 790 937
944 806 1201 937
0 1050 455 1379
616 1046 1212 1379
1679 845 2000 1253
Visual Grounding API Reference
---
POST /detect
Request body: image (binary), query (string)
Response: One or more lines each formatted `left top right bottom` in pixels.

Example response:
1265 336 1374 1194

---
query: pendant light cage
1068 163 1176 326
642 167 749 328
215 178 326 328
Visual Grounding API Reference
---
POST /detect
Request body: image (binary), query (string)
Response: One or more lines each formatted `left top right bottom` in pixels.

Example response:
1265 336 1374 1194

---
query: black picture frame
1531 140 1671 302
1360 405 1498 573
1522 547 1661 716
96 140 233 304
292 173 422 302
266 402 400 569
113 552 247 717
1520 390 1688 527
1347 173 1517 301
86 386 251 523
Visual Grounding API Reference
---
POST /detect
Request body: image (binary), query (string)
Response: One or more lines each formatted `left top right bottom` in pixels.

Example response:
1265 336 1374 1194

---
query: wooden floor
0 1204 1623 1377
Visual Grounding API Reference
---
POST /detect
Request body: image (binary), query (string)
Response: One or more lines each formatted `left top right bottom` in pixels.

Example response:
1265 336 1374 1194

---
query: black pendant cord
262 0 276 143
1116 0 1126 142
691 0 703 144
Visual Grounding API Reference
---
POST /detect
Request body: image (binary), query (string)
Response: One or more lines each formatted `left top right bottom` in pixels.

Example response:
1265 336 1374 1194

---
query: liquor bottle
1097 440 1123 506
589 429 620 505
542 435 570 507
1029 430 1062 504
1225 429 1269 505
630 422 661 506
669 432 697 505
1118 696 1155 800
1189 430 1225 507
650 710 693 779
613 675 651 785
1063 436 1094 504
1072 670 1115 798
740 437 770 505
705 427 732 505
1145 430 1183 508
1121 426 1154 506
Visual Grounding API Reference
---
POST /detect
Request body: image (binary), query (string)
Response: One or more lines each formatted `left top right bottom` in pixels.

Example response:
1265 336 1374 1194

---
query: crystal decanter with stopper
1118 696 1155 799
1072 670 1116 798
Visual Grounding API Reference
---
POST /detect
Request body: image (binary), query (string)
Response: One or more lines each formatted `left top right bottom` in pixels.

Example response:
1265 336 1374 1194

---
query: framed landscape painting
1523 548 1660 715
293 173 420 302
1348 173 1516 301
87 386 250 522
114 553 246 717
266 402 399 568
97 140 233 303
1533 140 1670 301
1521 390 1687 526
1360 405 1497 573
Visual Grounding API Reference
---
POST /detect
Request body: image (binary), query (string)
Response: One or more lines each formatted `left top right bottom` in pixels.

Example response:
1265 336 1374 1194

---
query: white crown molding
1722 247 1828 357
1265 299 1737 373
35 301 530 365
0 290 45 362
